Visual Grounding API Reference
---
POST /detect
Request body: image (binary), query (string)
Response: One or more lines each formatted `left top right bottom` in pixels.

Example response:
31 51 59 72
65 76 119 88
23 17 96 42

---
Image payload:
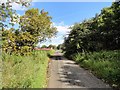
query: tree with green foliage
0 0 32 28
20 8 57 49
1 0 32 54
41 45 47 48
1 4 57 55
57 44 63 50
16 8 57 53
63 2 120 58
63 2 120 88
48 44 57 49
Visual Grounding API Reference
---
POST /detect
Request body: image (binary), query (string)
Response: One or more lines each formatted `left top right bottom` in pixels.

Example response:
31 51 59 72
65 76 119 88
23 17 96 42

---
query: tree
63 2 120 58
20 8 57 50
57 44 62 50
0 0 32 28
48 44 56 49
41 45 47 48
1 0 32 54
2 7 57 55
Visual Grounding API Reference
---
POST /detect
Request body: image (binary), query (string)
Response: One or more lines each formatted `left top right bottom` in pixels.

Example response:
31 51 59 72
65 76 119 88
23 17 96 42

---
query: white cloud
53 21 64 26
37 21 72 47
53 21 71 34
0 0 7 3
11 2 26 11
0 0 31 10
38 36 64 47
56 25 71 34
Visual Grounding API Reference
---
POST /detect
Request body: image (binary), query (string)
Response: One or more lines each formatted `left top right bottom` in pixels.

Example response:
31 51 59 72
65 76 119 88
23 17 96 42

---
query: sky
13 1 112 47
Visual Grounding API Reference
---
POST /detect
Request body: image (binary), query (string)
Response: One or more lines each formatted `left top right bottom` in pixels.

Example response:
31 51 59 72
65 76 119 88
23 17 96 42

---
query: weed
72 50 120 88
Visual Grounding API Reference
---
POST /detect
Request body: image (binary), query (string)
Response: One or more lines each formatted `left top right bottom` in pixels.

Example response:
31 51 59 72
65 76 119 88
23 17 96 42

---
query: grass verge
72 50 120 89
2 50 52 88
0 52 2 89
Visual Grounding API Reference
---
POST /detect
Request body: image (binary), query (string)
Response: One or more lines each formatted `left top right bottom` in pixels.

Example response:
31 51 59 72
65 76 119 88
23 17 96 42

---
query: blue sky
15 2 112 47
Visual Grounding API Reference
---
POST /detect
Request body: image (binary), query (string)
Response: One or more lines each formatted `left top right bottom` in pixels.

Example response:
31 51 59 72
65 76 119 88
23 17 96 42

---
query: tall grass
0 52 2 89
2 50 52 88
72 50 120 89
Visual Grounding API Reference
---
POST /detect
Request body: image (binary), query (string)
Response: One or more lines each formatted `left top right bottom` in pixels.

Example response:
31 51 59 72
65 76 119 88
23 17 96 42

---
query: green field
2 50 53 88
72 50 120 89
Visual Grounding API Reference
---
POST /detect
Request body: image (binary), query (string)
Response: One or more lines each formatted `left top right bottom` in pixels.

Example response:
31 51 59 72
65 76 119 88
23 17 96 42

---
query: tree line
63 2 120 58
40 44 63 50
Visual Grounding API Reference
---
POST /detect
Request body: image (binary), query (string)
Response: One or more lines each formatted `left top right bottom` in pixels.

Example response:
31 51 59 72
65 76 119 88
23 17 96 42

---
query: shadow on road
57 60 112 89
48 51 111 89
48 54 63 60
58 63 86 87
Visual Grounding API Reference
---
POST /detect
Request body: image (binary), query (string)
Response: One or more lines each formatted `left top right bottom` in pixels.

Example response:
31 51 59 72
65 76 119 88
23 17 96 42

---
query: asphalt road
48 51 111 89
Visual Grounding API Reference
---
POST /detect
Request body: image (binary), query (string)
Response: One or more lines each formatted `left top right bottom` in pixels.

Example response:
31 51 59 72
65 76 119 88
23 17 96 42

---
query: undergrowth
2 50 52 88
72 50 120 89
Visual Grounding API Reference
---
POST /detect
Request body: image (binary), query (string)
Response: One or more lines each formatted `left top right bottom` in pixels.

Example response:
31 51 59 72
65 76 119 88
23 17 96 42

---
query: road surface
48 51 111 89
